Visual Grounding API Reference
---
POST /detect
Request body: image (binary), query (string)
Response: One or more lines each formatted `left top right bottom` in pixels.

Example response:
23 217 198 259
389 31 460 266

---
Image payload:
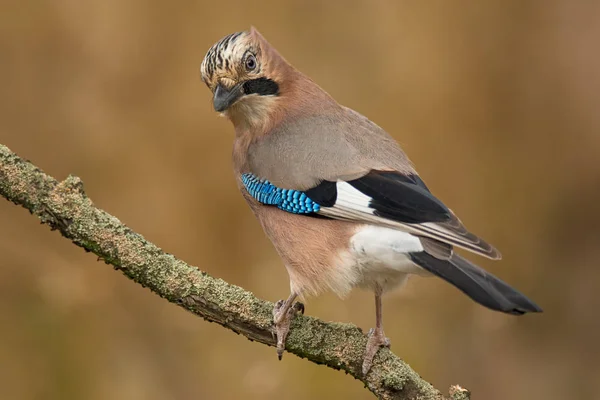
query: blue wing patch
241 173 320 214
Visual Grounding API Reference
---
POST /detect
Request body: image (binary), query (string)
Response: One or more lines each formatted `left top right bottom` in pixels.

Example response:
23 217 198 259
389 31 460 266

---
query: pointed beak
213 83 244 112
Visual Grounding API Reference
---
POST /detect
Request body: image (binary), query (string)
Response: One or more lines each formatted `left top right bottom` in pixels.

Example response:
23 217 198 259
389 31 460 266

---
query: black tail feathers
410 252 542 315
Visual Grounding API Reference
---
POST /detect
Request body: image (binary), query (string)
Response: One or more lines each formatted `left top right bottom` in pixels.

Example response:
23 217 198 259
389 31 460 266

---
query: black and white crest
201 31 250 85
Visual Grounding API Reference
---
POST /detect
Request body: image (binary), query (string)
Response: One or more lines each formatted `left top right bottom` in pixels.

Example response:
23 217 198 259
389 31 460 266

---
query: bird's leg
272 292 304 360
362 284 391 375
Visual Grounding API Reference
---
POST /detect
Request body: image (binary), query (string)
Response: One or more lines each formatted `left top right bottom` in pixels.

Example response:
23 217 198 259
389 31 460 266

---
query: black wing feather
347 171 451 224
307 169 501 259
304 180 337 207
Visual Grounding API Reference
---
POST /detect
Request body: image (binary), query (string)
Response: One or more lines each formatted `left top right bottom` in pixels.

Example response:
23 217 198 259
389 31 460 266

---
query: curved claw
293 301 305 314
362 328 391 376
272 300 304 360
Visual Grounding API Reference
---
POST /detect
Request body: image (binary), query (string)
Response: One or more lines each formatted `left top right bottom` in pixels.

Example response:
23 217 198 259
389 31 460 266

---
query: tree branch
0 143 470 400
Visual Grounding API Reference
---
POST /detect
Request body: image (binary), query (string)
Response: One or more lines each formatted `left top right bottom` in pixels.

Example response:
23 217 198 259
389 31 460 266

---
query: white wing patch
318 181 374 221
333 181 373 213
315 181 498 259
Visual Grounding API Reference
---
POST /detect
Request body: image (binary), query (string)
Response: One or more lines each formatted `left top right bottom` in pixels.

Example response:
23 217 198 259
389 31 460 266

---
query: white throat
226 94 279 131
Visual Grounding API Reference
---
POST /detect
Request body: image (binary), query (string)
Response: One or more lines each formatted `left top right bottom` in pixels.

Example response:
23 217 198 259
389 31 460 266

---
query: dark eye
245 55 257 71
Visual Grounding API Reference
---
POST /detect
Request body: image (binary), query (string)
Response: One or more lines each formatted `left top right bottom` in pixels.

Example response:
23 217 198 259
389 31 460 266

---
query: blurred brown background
1 1 599 399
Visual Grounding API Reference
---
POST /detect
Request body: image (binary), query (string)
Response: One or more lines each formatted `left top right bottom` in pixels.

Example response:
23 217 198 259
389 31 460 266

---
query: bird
199 27 542 375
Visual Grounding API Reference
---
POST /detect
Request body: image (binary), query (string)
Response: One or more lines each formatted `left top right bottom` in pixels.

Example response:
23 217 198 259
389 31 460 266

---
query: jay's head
201 28 289 125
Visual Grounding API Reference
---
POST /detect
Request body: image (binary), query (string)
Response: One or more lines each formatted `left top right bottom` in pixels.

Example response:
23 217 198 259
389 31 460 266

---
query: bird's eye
245 55 257 71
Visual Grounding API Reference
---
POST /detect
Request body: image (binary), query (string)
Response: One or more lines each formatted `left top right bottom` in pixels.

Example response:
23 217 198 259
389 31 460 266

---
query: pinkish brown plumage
200 27 541 375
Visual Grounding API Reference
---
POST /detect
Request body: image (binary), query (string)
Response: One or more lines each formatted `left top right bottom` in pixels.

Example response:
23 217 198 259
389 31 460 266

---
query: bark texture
0 143 470 400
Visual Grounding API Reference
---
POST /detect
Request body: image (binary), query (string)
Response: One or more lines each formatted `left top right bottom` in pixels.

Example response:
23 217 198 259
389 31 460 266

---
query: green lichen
448 385 471 400
1 143 467 400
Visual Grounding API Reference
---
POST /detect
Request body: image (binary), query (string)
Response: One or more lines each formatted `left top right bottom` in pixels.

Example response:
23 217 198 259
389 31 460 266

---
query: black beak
213 83 243 112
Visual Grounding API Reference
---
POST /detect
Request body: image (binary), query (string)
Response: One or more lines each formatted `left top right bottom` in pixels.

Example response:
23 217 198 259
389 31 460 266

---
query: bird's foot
362 327 391 375
272 299 304 360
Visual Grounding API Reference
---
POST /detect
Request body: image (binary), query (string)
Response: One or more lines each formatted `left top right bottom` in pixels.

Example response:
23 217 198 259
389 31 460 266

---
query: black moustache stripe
243 78 279 96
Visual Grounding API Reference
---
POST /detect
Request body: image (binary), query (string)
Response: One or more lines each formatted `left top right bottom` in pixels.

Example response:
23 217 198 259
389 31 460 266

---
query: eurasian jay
200 28 542 375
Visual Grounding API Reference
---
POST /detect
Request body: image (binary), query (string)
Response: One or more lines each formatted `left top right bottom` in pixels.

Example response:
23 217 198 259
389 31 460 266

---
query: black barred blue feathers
241 173 321 214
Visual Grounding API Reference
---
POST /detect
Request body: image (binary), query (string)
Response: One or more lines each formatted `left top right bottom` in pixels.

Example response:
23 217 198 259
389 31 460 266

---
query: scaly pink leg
362 284 391 375
272 292 304 360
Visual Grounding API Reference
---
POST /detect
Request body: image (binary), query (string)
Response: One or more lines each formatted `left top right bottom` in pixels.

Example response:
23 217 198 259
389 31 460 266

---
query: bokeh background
1 1 599 399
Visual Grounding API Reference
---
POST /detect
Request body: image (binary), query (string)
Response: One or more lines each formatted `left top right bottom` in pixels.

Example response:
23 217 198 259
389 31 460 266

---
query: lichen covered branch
0 143 469 400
